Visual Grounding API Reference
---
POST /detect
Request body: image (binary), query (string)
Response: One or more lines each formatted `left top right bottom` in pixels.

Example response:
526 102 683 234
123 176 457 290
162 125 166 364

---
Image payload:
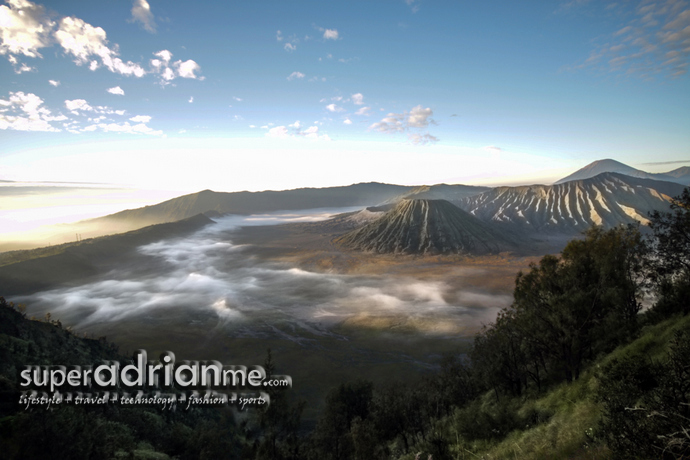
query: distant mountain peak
555 159 644 184
555 159 690 186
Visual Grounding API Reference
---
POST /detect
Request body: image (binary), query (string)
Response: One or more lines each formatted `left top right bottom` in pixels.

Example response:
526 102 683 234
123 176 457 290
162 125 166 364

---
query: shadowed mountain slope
334 199 517 255
0 214 214 296
459 173 686 234
664 166 690 184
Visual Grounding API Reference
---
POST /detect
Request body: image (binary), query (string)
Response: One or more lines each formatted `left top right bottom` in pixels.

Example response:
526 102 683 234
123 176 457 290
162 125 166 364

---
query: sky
1 0 689 202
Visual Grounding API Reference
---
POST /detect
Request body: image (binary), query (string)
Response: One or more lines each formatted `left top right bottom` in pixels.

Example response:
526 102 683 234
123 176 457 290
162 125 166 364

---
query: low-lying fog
19 208 512 387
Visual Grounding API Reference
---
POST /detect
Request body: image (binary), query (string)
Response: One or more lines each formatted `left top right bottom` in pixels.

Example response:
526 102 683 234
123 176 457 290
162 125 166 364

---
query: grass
401 313 690 460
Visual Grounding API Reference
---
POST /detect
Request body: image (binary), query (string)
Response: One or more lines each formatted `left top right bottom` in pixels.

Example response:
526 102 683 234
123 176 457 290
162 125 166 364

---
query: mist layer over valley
14 207 520 418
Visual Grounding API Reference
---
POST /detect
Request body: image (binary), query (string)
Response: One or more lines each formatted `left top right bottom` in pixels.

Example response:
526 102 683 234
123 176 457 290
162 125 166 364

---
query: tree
254 349 304 460
474 225 647 392
598 330 690 459
648 188 690 317
309 380 373 460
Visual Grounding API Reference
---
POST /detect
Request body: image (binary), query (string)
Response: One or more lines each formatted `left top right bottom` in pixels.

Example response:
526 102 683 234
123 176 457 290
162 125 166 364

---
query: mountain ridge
90 182 415 229
459 172 686 235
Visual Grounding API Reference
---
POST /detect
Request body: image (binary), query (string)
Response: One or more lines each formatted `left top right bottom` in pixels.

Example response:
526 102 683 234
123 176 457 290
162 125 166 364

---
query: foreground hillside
422 313 690 460
0 298 249 460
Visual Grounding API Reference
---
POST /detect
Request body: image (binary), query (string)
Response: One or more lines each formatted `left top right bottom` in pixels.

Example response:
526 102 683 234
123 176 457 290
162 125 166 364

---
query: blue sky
1 0 689 194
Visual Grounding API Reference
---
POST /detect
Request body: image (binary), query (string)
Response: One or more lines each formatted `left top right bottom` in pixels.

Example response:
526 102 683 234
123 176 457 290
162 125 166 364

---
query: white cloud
188 96 194 103
1 0 201 86
323 29 339 40
278 31 299 52
405 0 421 13
55 16 146 77
369 105 437 144
107 86 125 95
249 125 256 128
338 57 356 63
287 71 305 80
370 114 404 133
0 0 54 58
406 105 434 128
130 0 156 33
483 145 502 153
578 2 690 78
81 121 162 135
233 96 243 102
355 106 371 116
351 93 364 105
48 79 60 86
266 125 289 138
64 98 123 117
130 115 151 123
408 133 438 145
302 125 319 138
326 103 344 112
153 49 172 63
14 62 33 73
343 118 352 125
0 91 61 132
65 99 93 113
265 123 330 141
150 50 202 84
161 67 175 81
175 59 200 78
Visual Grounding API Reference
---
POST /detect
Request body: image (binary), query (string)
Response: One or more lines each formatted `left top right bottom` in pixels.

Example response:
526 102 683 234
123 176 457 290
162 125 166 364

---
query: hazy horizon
3 153 690 241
